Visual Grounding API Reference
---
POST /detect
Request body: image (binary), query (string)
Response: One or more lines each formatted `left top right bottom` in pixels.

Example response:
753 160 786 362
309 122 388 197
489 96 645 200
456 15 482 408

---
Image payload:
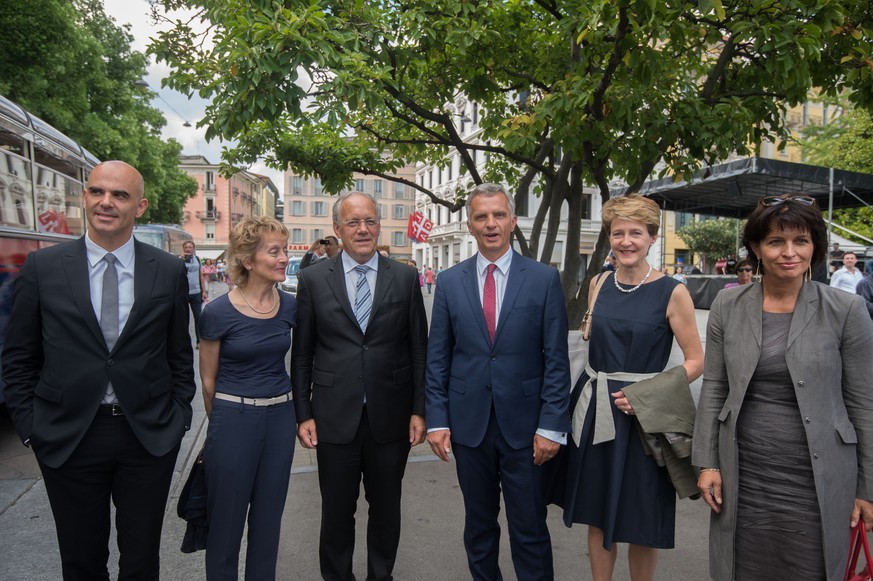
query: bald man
2 161 195 580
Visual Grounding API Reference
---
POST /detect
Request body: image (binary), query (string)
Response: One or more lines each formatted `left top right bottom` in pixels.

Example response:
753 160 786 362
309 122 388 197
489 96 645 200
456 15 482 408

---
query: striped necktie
354 265 372 332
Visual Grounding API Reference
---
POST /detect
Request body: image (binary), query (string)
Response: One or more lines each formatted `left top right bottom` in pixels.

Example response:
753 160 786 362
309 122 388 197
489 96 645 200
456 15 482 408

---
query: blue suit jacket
425 251 570 449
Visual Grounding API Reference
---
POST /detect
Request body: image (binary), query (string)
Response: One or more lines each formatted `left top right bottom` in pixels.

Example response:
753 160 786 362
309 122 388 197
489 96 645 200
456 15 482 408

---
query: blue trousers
453 410 553 581
204 398 296 581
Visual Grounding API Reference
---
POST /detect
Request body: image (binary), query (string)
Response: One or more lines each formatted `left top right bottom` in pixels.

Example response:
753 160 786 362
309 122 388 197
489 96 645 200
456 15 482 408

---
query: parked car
281 257 302 294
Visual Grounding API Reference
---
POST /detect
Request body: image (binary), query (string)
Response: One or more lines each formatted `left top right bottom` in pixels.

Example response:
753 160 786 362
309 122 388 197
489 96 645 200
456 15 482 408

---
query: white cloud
101 0 285 195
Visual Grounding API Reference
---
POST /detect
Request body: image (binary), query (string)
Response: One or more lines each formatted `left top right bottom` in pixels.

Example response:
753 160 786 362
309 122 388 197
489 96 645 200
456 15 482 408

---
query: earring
755 261 761 281
805 266 812 282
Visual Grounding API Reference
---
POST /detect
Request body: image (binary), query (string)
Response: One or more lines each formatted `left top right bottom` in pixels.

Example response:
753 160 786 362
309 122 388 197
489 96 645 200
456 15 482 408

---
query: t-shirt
200 291 296 397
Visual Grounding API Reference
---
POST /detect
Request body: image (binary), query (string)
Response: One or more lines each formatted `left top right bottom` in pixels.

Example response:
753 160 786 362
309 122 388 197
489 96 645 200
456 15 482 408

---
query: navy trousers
204 398 296 581
452 410 554 581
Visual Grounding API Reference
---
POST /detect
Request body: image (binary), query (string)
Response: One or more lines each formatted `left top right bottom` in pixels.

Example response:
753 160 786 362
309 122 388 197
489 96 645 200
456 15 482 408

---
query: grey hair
332 191 381 225
465 183 515 216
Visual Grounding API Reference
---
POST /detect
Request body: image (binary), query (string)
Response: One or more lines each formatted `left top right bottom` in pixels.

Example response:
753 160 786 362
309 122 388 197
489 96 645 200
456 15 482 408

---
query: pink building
283 165 417 260
178 155 277 258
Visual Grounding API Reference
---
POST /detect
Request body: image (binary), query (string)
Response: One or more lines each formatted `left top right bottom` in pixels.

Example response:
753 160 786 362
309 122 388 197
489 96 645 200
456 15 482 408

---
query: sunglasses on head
759 195 816 207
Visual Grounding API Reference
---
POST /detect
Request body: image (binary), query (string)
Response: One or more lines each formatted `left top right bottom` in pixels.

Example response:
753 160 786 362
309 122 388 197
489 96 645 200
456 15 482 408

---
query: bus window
0 151 34 230
34 166 83 236
133 230 165 251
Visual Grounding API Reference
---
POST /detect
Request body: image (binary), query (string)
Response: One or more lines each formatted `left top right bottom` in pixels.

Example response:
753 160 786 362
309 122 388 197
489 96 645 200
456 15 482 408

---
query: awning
611 157 873 218
197 249 226 260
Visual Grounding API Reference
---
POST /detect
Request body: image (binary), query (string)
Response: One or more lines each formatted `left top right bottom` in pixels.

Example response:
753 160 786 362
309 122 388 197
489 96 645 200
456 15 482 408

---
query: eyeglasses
342 219 379 229
736 267 753 272
759 195 816 207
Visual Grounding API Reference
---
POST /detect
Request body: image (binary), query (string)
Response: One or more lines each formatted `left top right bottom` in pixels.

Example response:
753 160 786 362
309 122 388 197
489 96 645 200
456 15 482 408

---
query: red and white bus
0 94 98 404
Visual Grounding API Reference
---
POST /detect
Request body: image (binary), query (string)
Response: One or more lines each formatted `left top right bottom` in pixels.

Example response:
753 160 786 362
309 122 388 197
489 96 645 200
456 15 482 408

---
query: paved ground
0 286 715 580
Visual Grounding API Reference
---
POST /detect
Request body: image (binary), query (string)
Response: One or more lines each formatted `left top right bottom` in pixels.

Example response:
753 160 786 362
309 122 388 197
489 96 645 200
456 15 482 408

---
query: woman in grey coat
692 194 873 580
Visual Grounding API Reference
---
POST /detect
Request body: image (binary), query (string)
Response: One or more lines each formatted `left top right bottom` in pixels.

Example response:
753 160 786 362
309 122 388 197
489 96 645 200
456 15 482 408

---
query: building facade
282 165 417 259
178 155 277 258
411 97 601 275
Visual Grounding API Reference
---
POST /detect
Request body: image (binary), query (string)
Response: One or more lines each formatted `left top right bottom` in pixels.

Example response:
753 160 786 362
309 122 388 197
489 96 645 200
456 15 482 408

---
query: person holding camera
182 240 206 347
301 236 339 269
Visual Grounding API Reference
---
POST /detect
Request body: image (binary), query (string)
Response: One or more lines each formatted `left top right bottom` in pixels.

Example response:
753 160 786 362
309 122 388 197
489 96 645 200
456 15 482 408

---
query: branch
501 68 550 92
351 169 464 213
533 0 562 21
589 6 630 121
700 34 736 104
355 123 442 147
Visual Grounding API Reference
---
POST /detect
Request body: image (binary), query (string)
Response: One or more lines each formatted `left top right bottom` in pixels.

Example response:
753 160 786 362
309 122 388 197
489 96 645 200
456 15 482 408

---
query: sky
101 0 284 196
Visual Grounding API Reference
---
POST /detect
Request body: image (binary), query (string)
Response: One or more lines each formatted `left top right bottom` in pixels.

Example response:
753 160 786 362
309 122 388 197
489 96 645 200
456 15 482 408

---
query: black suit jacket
2 237 195 468
291 253 427 444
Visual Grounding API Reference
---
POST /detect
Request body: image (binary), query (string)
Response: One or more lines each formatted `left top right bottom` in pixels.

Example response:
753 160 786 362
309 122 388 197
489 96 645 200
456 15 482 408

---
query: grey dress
734 311 824 579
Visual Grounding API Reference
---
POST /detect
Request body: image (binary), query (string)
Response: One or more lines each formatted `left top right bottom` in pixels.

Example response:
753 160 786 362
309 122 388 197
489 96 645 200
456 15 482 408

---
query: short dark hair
734 258 752 273
843 251 858 259
742 195 827 272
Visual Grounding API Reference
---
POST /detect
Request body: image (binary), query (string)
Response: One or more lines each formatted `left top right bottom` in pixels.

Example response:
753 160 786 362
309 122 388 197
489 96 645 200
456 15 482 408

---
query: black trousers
187 292 202 342
316 411 410 581
38 413 180 581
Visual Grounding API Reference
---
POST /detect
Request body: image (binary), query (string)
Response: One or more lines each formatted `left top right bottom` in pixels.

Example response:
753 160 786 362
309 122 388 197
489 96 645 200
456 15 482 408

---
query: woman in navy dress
563 195 704 581
199 217 297 581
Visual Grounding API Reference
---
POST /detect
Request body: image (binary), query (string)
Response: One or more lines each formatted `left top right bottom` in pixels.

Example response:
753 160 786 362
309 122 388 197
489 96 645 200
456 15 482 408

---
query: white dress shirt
829 266 863 293
341 250 379 311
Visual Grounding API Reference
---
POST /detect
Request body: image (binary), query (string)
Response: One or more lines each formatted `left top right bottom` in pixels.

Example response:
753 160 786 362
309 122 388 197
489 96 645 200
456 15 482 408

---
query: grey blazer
692 281 873 581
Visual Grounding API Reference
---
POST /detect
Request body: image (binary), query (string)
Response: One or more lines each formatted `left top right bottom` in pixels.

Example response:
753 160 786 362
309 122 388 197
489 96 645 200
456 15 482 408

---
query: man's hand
297 419 318 449
308 239 322 252
426 429 452 462
532 434 560 466
409 414 425 446
851 498 873 530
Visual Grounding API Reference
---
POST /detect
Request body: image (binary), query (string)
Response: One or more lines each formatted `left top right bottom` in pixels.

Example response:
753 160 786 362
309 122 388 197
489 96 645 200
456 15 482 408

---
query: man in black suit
2 161 195 580
291 191 427 581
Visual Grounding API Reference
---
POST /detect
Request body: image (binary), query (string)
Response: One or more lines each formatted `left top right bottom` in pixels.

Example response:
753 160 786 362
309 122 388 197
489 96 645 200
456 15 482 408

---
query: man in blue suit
426 183 570 580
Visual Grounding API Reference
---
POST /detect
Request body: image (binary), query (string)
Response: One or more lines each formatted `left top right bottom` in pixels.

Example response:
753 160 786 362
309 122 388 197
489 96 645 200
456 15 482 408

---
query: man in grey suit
291 191 427 581
2 161 195 580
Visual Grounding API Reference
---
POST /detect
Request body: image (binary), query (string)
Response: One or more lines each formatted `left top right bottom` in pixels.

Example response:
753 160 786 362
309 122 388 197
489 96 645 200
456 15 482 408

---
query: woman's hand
698 470 723 513
851 498 873 530
611 390 635 415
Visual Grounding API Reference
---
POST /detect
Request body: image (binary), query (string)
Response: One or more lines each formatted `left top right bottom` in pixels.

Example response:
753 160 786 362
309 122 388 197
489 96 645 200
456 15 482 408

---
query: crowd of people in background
4 161 873 581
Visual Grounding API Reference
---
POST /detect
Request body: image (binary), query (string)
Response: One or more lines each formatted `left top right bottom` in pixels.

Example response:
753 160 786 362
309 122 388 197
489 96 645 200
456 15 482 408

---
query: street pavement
0 284 714 580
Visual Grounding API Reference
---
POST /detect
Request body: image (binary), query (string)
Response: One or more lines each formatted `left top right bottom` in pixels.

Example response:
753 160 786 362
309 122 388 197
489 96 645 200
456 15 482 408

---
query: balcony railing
203 184 216 193
196 210 220 221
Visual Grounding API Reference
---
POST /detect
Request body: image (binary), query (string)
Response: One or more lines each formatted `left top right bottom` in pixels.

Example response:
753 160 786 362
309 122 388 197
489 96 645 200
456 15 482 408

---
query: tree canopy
0 0 197 224
677 218 742 270
801 106 873 244
149 0 873 322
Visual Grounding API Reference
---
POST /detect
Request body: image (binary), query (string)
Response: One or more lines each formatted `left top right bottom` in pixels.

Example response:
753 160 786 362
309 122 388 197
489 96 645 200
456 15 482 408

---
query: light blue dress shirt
85 234 135 404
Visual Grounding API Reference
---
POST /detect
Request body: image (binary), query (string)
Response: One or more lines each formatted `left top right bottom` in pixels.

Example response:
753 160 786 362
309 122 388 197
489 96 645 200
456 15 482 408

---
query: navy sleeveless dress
562 274 680 549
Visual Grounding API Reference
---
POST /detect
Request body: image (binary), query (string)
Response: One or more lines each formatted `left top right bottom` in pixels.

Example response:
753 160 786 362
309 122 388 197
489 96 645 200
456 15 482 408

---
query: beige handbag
581 271 610 341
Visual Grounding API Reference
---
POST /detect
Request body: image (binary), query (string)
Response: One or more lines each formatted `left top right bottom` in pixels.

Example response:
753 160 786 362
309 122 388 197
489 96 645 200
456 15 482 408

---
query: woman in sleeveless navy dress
563 195 704 581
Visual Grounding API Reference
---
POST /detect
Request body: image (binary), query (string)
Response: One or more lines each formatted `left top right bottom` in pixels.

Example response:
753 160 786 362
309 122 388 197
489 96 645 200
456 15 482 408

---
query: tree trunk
561 163 584 323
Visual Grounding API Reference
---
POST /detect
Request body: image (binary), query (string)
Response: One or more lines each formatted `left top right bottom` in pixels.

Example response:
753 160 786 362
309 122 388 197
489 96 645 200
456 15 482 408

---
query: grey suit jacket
692 281 873 581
